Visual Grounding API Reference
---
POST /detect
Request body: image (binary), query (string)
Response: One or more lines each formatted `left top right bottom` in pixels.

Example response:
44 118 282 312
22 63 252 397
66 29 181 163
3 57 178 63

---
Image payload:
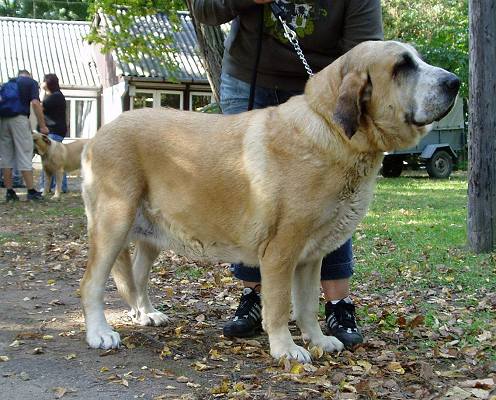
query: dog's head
307 41 460 151
32 131 51 156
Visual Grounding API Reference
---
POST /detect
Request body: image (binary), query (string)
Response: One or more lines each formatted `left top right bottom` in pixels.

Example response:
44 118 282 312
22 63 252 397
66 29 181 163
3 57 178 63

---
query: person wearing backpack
0 70 49 202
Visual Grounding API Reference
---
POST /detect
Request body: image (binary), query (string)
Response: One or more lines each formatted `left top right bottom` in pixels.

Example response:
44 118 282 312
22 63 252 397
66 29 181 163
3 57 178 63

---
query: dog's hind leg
129 240 169 326
80 202 135 349
111 247 139 309
43 170 52 195
292 258 344 353
53 169 64 199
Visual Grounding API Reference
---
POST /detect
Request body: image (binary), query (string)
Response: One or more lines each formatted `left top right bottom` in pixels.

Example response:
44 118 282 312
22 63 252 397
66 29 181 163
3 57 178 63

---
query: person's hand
39 126 49 135
254 0 273 3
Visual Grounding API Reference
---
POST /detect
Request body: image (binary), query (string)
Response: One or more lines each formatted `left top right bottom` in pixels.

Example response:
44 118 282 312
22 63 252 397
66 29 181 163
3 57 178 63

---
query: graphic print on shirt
264 0 327 43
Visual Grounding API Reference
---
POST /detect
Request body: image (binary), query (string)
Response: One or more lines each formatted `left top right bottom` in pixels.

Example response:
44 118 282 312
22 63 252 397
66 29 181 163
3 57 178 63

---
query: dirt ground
0 171 495 400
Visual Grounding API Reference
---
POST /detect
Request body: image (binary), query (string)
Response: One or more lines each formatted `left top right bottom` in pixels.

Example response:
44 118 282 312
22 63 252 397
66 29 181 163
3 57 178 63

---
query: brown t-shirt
192 0 384 90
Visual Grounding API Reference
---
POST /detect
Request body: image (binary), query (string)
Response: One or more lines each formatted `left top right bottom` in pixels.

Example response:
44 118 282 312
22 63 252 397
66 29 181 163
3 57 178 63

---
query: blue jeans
39 133 68 193
220 72 354 282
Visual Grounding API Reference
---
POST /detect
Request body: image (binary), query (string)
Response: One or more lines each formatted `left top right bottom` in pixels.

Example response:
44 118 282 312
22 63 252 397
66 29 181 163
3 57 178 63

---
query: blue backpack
0 78 24 117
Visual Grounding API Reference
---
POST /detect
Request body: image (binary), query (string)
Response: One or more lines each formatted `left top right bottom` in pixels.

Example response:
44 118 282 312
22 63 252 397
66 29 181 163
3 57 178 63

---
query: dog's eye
393 53 417 78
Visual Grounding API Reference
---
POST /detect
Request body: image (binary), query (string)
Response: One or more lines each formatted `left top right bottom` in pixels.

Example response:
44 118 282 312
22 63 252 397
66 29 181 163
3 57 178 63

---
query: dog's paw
86 327 120 349
271 343 312 363
131 309 169 326
310 335 344 353
52 194 61 201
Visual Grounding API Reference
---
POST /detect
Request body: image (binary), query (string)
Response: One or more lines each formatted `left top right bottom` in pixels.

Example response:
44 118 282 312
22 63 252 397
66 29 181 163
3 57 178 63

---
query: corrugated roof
0 17 101 88
105 12 208 83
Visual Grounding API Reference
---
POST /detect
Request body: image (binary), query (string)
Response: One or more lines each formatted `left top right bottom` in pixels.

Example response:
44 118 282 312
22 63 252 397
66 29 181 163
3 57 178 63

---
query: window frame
189 91 213 111
65 97 98 140
130 89 184 110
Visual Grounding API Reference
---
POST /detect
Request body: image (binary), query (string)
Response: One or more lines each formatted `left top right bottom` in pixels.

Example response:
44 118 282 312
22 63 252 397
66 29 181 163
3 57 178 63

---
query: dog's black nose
441 73 460 94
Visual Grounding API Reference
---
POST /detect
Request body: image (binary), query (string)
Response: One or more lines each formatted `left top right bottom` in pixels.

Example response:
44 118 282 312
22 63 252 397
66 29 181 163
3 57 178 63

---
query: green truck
381 97 465 179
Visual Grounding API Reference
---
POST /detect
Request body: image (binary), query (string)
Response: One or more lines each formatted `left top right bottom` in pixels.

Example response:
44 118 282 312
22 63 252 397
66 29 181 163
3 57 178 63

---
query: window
160 92 181 109
66 98 97 139
133 92 154 109
131 89 183 110
190 92 213 111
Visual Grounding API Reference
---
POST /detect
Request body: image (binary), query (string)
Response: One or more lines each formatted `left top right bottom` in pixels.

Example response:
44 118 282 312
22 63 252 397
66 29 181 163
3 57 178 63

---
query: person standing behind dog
0 70 48 202
192 0 383 347
39 73 68 194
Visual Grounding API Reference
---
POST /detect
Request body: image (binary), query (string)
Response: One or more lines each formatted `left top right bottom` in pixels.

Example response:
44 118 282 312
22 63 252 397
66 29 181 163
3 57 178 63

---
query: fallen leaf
290 362 305 374
407 315 425 329
309 346 324 360
477 331 492 342
469 388 490 399
19 371 30 381
210 380 230 394
209 349 227 361
357 360 372 374
52 387 67 399
0 356 9 362
444 386 472 399
193 362 214 371
64 353 76 360
121 336 136 349
32 347 44 354
387 361 405 375
176 376 189 383
460 378 495 390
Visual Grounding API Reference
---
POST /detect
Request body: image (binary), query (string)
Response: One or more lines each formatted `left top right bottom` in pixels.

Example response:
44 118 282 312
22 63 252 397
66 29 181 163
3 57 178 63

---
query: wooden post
467 0 496 252
186 0 225 102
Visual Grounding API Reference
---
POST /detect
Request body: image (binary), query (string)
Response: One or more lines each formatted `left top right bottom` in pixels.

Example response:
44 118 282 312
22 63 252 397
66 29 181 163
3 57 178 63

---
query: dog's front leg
292 258 344 353
53 169 63 200
260 241 312 363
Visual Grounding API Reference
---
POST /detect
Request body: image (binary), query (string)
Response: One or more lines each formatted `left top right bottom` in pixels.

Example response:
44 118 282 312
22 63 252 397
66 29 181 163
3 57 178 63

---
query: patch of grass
353 172 495 355
175 264 204 280
0 232 20 245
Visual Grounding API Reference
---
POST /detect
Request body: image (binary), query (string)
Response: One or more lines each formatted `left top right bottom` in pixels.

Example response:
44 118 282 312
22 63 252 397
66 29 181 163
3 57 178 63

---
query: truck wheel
381 158 403 177
426 150 453 179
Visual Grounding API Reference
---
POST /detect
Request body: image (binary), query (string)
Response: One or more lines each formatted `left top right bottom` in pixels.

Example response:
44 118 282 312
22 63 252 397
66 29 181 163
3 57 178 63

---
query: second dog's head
32 131 52 156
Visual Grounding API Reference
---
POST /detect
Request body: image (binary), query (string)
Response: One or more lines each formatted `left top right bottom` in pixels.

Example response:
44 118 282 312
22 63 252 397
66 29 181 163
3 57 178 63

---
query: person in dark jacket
192 0 383 347
39 73 68 194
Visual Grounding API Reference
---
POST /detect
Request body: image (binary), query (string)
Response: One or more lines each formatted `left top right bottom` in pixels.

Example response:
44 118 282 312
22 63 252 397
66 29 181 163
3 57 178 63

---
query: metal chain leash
277 16 314 77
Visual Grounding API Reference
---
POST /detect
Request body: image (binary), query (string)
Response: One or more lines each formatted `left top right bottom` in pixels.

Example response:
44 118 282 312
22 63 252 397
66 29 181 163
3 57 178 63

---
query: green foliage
382 0 469 98
0 0 89 20
86 0 186 74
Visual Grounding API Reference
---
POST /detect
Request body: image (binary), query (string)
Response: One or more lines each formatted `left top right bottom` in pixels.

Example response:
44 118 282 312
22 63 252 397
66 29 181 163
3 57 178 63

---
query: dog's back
63 139 89 171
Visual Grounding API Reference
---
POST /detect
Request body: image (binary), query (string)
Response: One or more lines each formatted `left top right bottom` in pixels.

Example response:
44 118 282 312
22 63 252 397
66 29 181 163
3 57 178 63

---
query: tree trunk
185 0 225 102
467 0 496 252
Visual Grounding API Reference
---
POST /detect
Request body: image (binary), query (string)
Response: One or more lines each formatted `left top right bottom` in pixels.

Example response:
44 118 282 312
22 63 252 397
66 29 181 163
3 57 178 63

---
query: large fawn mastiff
80 41 459 362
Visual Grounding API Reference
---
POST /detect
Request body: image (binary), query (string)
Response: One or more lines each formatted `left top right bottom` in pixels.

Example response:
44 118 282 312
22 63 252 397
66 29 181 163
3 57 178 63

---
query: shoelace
330 302 357 330
234 290 261 319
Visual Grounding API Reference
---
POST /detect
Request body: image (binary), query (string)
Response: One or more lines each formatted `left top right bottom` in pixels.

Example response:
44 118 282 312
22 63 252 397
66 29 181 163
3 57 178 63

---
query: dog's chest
301 156 381 259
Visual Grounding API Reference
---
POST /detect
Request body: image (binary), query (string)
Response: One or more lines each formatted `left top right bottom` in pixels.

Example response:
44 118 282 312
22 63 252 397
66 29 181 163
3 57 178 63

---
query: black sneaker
27 189 43 201
325 299 363 348
223 287 263 338
5 189 19 202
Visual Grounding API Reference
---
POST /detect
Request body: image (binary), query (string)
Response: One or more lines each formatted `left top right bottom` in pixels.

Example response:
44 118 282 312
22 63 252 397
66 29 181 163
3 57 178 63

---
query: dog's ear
332 72 371 139
42 135 51 146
